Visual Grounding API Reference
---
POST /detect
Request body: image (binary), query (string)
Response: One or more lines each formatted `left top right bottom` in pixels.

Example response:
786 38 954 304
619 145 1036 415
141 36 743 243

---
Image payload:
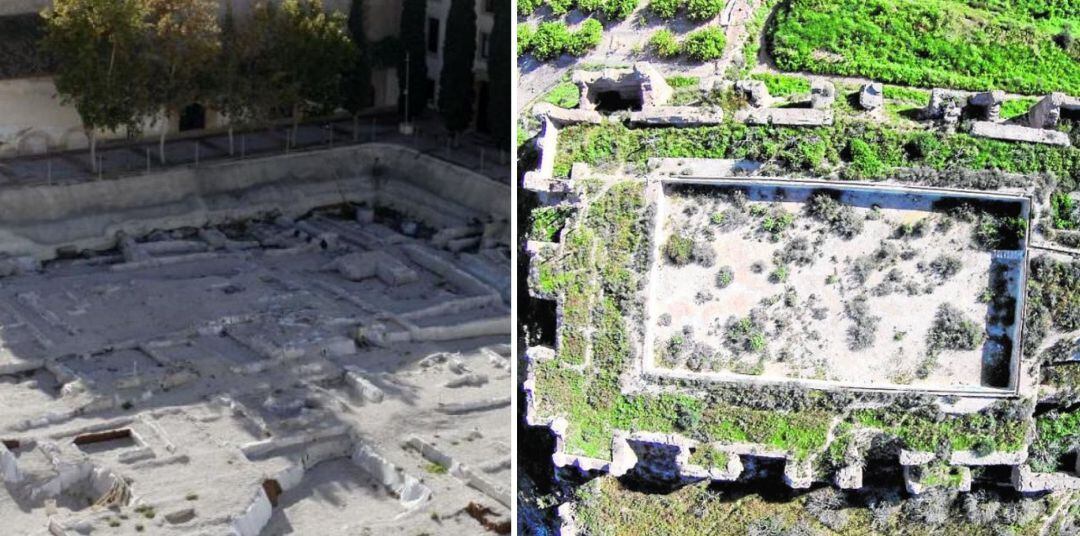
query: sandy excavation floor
648 182 1025 390
0 207 510 535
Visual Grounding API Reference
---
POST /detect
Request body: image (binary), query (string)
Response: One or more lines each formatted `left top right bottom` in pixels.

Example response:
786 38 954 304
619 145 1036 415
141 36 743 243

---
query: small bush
769 264 789 283
518 25 536 55
569 19 603 56
519 0 543 15
649 29 680 58
601 0 638 20
649 0 683 18
664 233 694 265
529 22 573 60
928 303 985 354
715 266 734 288
845 295 880 350
525 20 603 60
807 194 863 238
682 27 726 62
685 0 723 20
547 0 576 15
927 254 962 282
1050 192 1079 230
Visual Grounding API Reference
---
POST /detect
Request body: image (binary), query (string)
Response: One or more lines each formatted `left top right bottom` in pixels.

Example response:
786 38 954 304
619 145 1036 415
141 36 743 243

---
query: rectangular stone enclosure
644 178 1030 395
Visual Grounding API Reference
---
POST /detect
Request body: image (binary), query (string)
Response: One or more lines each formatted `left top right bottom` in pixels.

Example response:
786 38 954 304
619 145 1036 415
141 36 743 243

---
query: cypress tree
341 0 373 118
487 0 511 149
399 0 427 120
437 0 477 133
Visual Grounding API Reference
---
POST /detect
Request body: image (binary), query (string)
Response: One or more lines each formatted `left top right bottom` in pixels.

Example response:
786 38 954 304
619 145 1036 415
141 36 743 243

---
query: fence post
480 148 485 172
194 141 199 167
370 118 375 142
146 147 150 173
328 124 333 148
46 160 52 185
241 135 246 158
97 155 103 181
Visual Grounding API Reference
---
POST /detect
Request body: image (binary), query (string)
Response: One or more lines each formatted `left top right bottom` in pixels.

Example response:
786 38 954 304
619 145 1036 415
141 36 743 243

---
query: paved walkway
0 113 510 186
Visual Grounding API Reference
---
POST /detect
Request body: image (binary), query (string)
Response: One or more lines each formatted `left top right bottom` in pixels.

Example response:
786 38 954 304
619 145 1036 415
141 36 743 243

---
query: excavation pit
645 178 1030 395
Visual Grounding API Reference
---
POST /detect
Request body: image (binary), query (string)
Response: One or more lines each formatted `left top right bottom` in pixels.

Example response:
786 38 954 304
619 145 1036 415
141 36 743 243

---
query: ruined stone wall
0 143 509 260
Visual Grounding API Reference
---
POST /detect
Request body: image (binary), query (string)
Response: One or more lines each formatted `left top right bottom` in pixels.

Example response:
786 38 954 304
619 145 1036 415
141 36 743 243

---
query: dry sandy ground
648 184 1022 390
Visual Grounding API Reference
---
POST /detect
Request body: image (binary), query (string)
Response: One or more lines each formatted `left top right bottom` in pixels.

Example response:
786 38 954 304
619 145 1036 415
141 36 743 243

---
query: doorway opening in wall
179 103 207 132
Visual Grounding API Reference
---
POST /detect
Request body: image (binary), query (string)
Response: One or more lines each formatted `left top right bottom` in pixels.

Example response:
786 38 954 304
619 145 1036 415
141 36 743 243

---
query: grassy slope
769 0 1080 95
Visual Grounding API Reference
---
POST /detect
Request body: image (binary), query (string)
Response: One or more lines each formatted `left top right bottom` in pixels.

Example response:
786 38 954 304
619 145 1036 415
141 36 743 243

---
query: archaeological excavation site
519 17 1080 527
0 144 511 535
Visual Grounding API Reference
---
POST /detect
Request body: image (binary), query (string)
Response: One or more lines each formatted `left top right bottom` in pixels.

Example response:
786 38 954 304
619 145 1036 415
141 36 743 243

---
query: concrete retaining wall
0 143 508 261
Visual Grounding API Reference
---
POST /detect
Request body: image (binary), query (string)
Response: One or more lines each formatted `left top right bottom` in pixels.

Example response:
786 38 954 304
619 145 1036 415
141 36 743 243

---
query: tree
341 0 373 134
487 0 511 150
264 0 357 143
42 0 154 171
212 0 249 155
398 0 427 121
145 0 220 163
437 0 477 135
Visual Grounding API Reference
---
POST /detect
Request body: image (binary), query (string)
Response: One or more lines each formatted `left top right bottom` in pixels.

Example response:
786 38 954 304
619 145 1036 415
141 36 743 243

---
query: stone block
859 83 883 110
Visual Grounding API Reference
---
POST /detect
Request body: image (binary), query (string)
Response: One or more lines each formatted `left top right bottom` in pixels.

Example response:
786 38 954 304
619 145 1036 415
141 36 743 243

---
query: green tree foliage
213 0 251 154
399 0 427 119
42 0 155 170
341 0 374 119
771 0 1080 94
438 0 477 133
260 0 358 138
488 0 511 149
145 0 220 163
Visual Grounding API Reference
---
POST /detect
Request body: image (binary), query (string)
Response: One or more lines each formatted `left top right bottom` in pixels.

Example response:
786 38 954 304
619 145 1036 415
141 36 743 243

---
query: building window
427 18 440 54
179 103 206 132
425 78 436 105
480 32 490 59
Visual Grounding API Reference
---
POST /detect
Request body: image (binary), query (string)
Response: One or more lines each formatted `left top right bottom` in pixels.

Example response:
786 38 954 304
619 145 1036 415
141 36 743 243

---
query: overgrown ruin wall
0 143 509 260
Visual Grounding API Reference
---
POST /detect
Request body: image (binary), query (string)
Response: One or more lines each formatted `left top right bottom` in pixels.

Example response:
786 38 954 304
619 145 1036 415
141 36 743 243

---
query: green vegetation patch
1030 408 1080 473
687 444 729 468
542 81 581 109
520 19 603 61
551 120 1080 181
750 72 811 97
529 205 576 241
851 404 1027 454
530 181 832 460
770 0 1080 95
573 476 1065 536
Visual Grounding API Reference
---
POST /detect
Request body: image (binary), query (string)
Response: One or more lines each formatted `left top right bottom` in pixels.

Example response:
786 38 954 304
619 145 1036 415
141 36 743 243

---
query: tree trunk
291 104 301 149
158 111 169 164
228 126 235 156
353 114 359 142
87 129 97 173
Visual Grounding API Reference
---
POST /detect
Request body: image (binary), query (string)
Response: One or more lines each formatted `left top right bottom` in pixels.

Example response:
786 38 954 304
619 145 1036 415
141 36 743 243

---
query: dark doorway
179 103 206 132
477 82 491 133
594 90 643 112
